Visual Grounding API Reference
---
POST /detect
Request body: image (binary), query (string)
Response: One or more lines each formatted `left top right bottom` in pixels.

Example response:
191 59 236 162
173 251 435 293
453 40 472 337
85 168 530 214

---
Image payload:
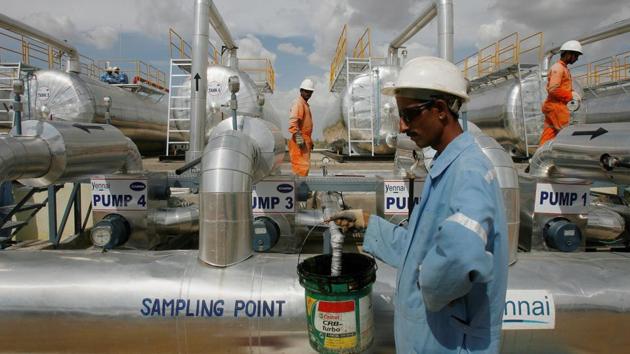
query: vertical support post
48 185 58 245
73 183 81 235
187 0 210 163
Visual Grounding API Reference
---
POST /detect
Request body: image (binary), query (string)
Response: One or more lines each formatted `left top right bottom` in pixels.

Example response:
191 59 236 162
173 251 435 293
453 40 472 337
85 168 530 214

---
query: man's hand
325 209 370 232
295 132 306 149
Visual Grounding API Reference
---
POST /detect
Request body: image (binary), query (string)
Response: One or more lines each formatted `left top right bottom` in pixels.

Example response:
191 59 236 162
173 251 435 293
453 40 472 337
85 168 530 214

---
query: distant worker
328 57 509 353
288 78 315 176
113 66 128 84
100 67 116 84
539 40 583 146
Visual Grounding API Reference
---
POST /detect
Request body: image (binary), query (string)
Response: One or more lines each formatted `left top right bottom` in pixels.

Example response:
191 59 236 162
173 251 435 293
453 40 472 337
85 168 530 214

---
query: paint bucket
297 253 376 353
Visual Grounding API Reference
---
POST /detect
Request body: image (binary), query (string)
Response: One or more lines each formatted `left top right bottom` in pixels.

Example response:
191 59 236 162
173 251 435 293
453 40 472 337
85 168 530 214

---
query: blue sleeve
363 215 408 269
420 167 497 312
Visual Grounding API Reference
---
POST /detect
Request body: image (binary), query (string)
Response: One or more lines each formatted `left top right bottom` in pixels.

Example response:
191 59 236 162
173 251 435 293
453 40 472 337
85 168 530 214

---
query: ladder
515 63 544 156
165 58 192 156
346 57 375 156
0 63 22 128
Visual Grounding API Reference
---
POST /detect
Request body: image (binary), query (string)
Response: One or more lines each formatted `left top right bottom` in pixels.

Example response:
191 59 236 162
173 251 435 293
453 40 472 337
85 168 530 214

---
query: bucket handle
296 223 379 274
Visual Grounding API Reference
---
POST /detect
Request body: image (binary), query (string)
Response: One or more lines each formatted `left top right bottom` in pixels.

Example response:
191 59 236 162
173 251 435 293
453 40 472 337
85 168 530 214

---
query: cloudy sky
3 0 630 139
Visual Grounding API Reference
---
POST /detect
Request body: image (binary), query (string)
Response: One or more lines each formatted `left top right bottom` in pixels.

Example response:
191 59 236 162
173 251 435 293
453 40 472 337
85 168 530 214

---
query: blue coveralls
364 132 508 353
100 73 115 84
117 72 129 84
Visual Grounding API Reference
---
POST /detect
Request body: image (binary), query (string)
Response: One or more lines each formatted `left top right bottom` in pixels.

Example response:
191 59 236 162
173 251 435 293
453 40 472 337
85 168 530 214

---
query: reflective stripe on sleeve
445 212 487 245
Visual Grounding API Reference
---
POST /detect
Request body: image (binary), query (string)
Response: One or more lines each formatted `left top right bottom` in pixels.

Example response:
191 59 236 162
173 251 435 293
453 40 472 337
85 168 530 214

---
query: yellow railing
168 27 219 63
352 27 371 59
457 32 544 81
239 58 276 92
0 26 67 70
96 60 168 91
329 24 348 90
573 50 630 88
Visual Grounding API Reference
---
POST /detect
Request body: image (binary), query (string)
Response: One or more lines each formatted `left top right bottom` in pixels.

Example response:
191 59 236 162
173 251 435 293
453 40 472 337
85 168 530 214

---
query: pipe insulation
148 205 200 235
388 0 453 62
188 0 210 162
0 120 142 186
529 123 630 184
199 117 284 267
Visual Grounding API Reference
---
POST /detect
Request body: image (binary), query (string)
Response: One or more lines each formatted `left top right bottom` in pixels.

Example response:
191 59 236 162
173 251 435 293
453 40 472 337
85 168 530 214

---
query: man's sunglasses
398 101 434 124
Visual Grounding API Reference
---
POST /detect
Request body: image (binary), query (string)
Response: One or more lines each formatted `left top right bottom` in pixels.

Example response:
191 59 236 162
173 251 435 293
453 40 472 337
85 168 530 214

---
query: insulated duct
388 0 453 63
529 123 630 184
148 205 199 235
199 117 284 266
208 0 238 68
188 0 210 162
0 120 142 186
0 13 80 73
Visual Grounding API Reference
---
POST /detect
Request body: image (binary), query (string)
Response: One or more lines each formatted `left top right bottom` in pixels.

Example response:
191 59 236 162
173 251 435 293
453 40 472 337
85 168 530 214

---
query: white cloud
277 42 306 56
476 19 504 48
236 34 277 63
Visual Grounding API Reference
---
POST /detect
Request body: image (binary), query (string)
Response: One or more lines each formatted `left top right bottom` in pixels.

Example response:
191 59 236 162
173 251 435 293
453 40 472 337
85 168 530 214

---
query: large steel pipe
1 251 630 353
199 118 284 266
188 0 210 162
529 123 630 184
0 120 142 186
388 0 453 63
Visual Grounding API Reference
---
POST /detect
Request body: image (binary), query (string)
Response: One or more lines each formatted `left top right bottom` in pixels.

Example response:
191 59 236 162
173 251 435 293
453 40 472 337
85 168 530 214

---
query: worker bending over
540 40 583 145
288 79 314 176
330 57 509 353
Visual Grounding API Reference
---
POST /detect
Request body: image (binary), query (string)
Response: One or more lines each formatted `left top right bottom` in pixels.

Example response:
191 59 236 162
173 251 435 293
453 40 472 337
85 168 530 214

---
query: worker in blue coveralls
329 56 509 353
100 67 116 84
113 67 128 84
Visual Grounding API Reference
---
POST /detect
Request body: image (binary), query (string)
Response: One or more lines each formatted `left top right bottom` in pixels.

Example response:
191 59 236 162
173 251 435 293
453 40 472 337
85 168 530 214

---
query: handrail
573 50 630 88
238 58 276 92
329 24 348 91
352 27 371 59
96 59 168 91
168 27 219 63
456 31 544 81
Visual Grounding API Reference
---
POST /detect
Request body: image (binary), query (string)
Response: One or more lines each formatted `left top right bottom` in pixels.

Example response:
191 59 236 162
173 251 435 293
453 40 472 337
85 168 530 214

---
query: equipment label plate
534 183 590 214
252 181 295 214
383 180 422 215
503 290 555 330
91 177 147 211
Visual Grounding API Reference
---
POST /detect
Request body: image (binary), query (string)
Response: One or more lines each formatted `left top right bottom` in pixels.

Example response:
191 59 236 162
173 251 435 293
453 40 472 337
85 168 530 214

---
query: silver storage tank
341 65 400 155
172 64 278 133
584 84 630 124
28 70 170 154
465 71 586 157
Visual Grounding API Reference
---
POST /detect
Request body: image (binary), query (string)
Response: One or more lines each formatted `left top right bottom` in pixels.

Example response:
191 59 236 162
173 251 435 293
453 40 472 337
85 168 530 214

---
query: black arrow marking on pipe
572 127 608 140
194 73 201 92
73 123 105 133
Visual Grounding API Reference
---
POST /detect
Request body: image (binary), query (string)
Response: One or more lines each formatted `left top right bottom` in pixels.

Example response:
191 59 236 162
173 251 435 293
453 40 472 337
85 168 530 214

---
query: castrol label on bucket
314 299 357 349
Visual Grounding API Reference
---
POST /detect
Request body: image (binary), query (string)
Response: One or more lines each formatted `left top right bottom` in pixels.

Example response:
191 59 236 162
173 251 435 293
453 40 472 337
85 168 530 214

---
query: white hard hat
106 66 113 72
382 56 469 102
299 78 315 91
560 40 583 55
113 66 120 71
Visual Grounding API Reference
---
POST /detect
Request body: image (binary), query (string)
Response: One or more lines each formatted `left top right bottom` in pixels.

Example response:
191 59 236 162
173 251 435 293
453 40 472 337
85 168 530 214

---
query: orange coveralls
288 96 313 176
539 60 573 145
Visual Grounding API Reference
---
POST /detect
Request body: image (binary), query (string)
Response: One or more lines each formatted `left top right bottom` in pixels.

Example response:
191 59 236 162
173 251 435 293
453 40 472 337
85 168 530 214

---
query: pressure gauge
90 214 130 249
90 224 113 248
